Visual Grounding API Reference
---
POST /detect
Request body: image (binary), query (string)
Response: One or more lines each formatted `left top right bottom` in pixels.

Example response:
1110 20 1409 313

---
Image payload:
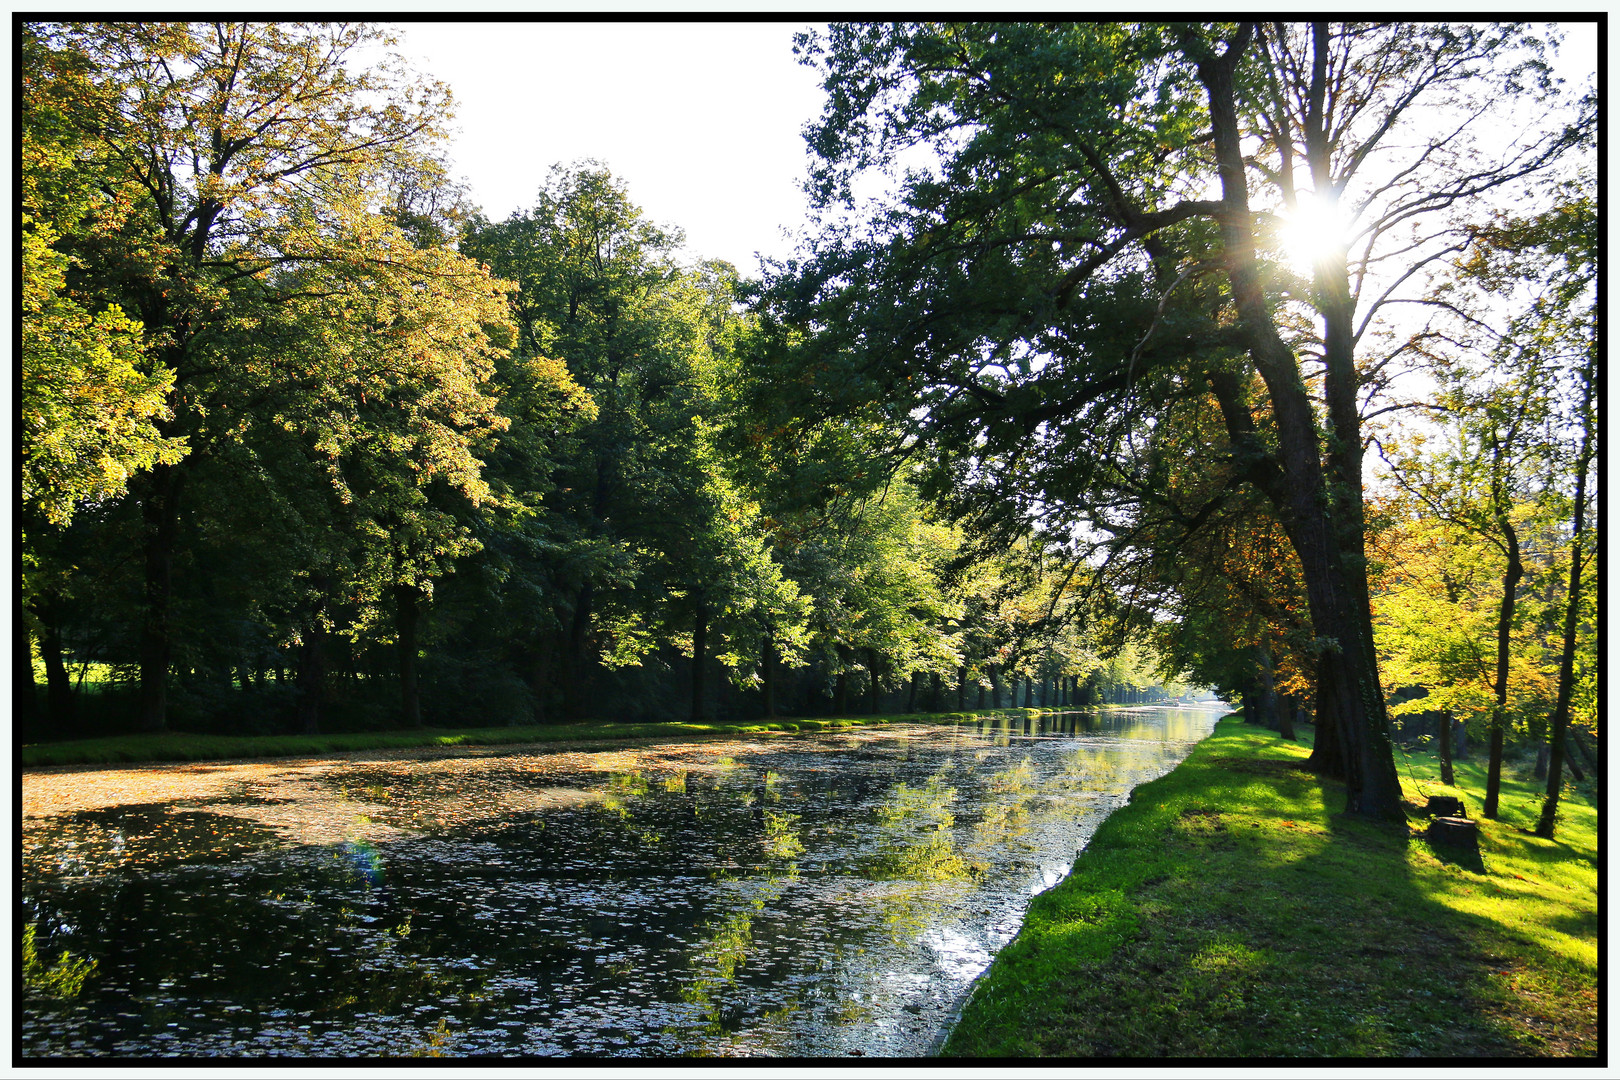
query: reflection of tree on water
867 766 976 883
972 756 1038 853
667 866 801 1053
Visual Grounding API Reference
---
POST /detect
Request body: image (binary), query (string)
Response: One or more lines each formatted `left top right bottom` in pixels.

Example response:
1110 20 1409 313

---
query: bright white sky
391 19 1598 282
391 21 827 277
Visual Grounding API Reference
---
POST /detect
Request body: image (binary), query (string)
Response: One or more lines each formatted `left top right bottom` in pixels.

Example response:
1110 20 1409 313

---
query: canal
21 705 1221 1058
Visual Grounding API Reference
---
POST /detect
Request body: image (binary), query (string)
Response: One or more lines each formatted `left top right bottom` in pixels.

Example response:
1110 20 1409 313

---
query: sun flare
1275 191 1350 275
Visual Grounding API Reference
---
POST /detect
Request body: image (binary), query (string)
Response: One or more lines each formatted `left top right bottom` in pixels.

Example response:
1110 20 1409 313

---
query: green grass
18 707 1041 769
942 716 1599 1059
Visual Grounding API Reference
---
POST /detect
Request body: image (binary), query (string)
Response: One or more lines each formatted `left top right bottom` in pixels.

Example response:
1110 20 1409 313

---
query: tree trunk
1276 692 1297 742
1537 371 1594 838
296 624 326 735
137 463 184 732
988 664 1001 709
1483 530 1524 819
1307 657 1346 779
37 601 74 731
690 601 709 722
396 584 423 728
1256 646 1282 730
866 647 881 714
18 618 39 728
1534 740 1550 781
930 671 942 712
907 670 919 713
1197 31 1401 821
834 644 851 715
760 630 777 719
529 637 552 724
1562 742 1585 784
1565 732 1593 783
1438 709 1456 786
957 665 967 711
563 582 594 720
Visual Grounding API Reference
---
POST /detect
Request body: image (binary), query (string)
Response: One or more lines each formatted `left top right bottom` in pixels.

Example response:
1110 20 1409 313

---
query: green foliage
19 26 186 543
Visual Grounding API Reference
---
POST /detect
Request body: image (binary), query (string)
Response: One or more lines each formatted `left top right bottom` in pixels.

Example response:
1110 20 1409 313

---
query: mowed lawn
943 716 1598 1059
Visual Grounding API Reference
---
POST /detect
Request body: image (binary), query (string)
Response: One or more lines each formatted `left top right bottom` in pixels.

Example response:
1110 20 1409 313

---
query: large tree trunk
866 647 881 714
930 670 942 712
1196 31 1401 820
396 584 423 728
1307 657 1346 779
957 665 967 711
690 601 709 722
137 463 184 732
834 644 851 715
988 664 1001 709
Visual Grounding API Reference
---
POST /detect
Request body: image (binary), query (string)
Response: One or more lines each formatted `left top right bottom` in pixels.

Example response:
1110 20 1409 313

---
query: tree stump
1426 816 1479 851
1425 795 1465 818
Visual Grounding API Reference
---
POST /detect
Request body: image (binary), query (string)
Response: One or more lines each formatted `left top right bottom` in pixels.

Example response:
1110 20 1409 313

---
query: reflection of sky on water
22 706 1220 1059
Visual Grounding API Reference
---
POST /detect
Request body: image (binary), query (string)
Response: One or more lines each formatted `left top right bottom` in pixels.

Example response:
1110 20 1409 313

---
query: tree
35 21 521 731
1479 197 1600 839
462 163 699 718
762 21 1590 819
20 25 185 533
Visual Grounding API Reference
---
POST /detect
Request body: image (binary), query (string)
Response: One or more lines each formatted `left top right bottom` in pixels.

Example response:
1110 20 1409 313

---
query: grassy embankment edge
16 705 1088 769
940 713 1599 1059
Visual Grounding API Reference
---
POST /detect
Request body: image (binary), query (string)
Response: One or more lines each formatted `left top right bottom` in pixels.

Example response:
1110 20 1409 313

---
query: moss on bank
941 715 1598 1058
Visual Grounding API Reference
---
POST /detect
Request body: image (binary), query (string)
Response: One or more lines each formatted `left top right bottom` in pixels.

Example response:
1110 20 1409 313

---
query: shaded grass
18 708 1037 769
942 716 1599 1059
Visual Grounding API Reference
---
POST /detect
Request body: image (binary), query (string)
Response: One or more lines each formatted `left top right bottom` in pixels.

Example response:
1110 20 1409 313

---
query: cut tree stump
1426 816 1479 850
1424 795 1465 818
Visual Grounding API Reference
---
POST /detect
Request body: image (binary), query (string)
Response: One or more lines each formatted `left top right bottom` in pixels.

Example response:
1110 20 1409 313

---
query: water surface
21 706 1220 1058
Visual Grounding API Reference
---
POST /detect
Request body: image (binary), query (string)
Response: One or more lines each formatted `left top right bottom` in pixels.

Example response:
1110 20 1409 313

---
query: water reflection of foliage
285 846 490 1022
868 770 976 882
762 811 805 859
669 866 800 1052
22 923 98 998
597 771 662 846
974 757 1037 849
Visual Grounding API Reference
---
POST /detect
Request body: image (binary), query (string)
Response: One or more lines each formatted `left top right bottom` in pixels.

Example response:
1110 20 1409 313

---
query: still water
21 706 1219 1059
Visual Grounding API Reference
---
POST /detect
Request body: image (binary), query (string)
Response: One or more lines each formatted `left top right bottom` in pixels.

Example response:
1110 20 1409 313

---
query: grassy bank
18 707 1058 769
943 715 1599 1059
